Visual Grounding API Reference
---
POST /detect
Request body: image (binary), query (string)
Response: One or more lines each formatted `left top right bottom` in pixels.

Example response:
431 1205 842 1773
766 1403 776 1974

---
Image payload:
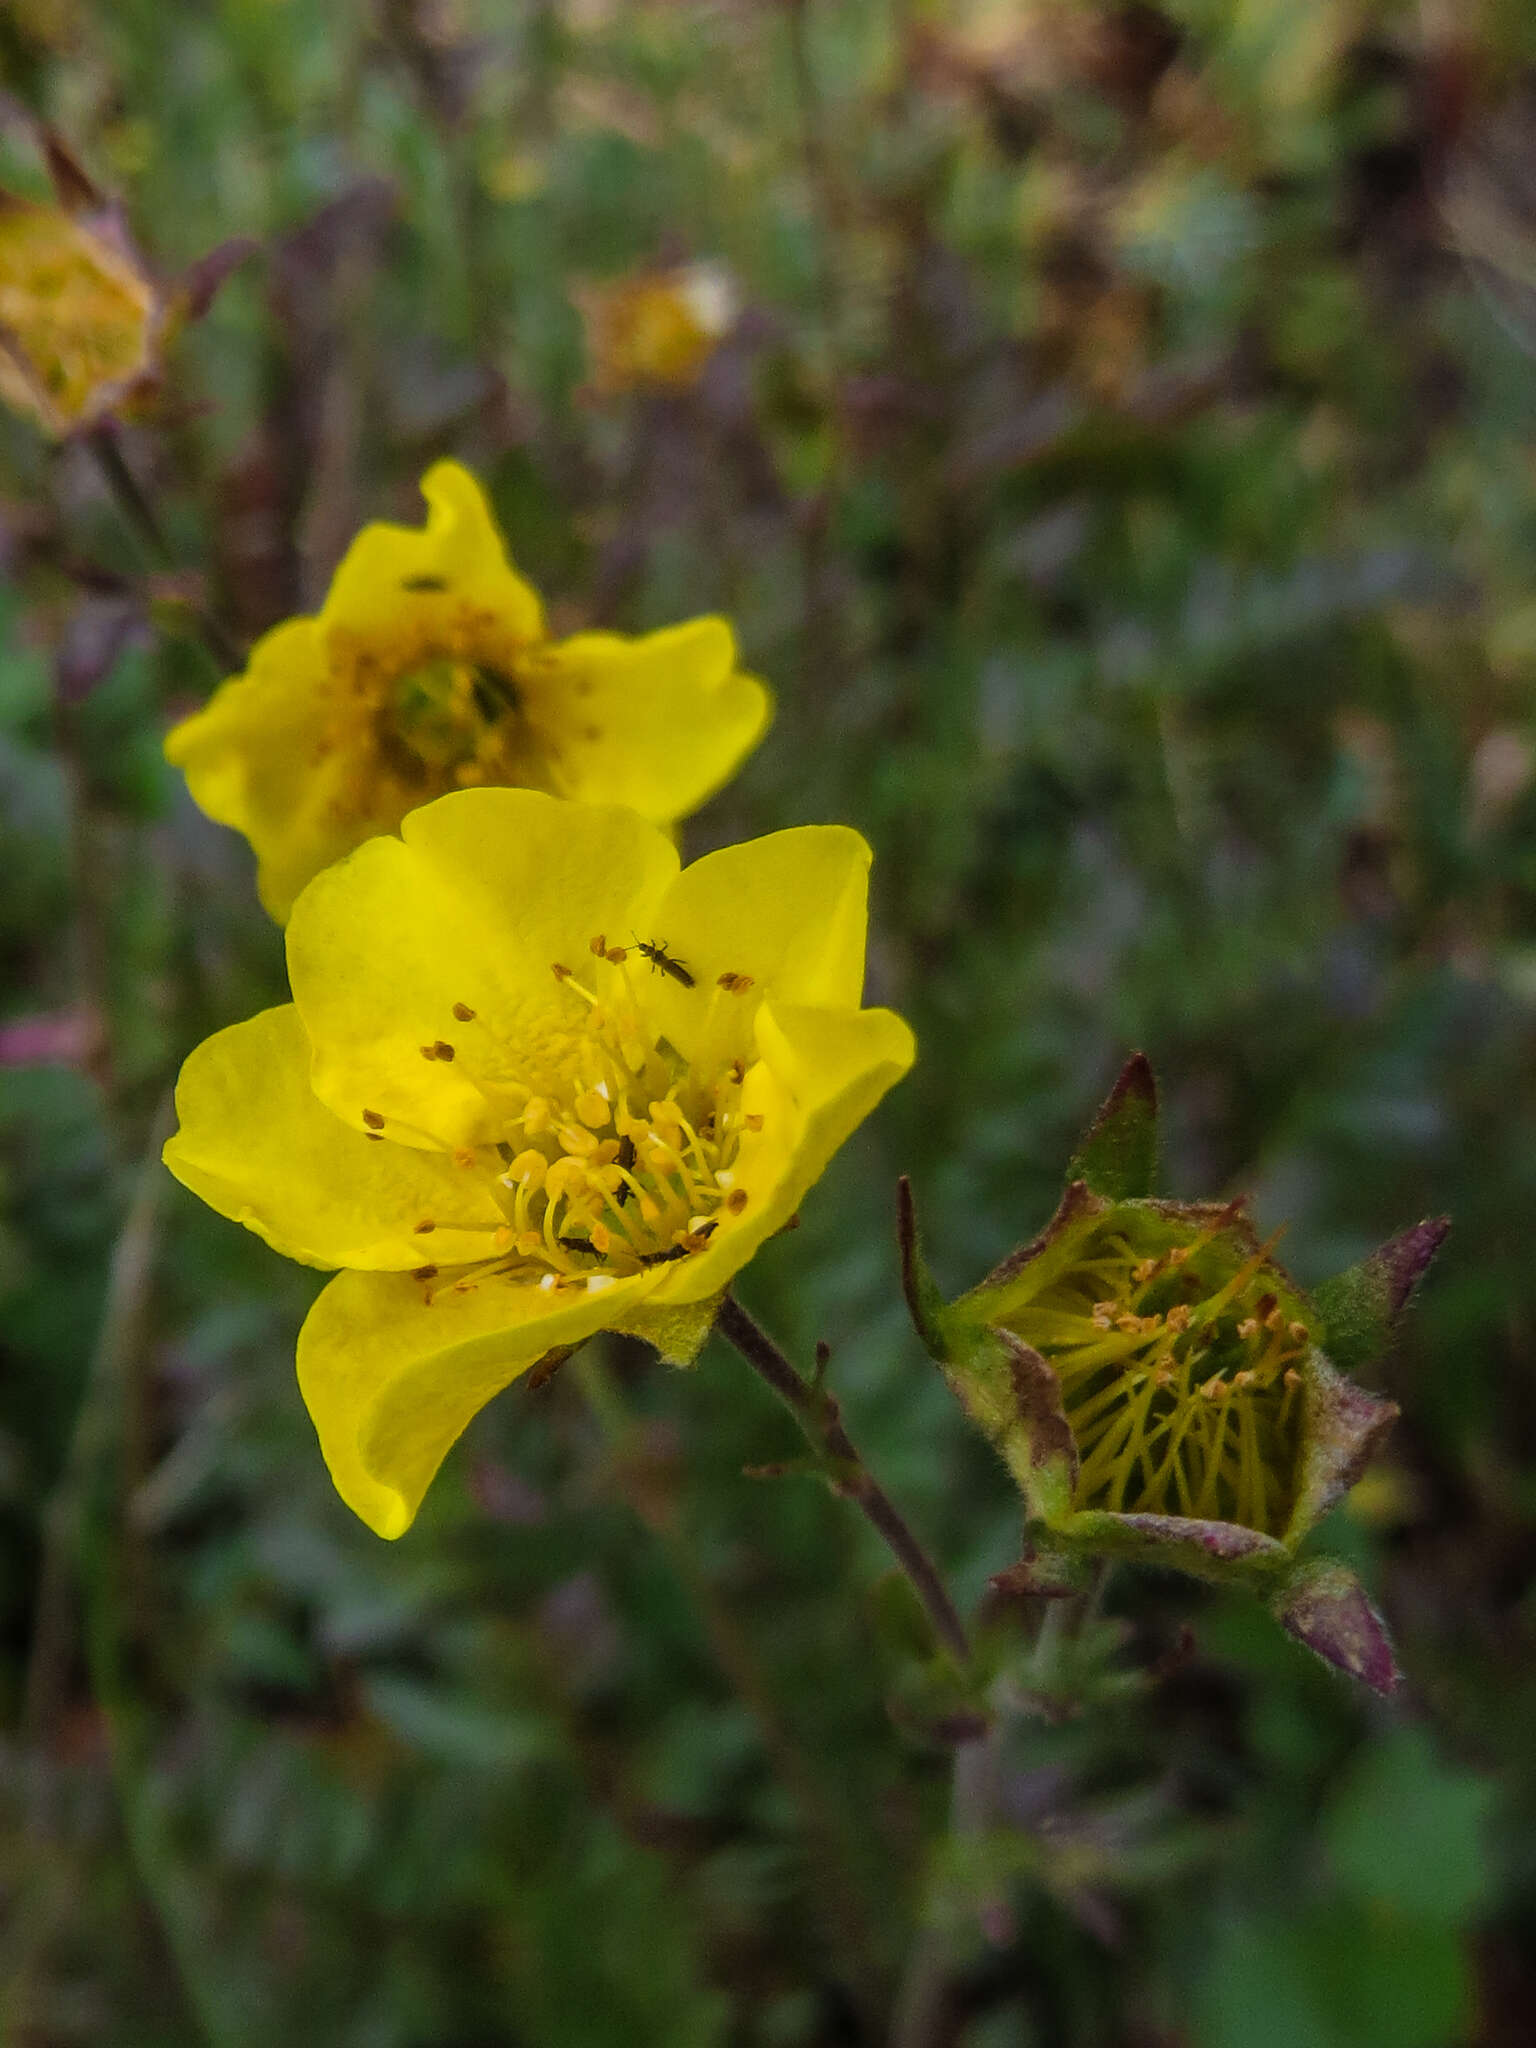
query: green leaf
1325 1727 1495 1923
1199 1905 1472 2048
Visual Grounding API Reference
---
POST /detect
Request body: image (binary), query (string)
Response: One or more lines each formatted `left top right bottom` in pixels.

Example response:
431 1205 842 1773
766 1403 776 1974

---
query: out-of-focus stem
715 1294 971 1666
49 682 117 1115
889 1727 998 2048
83 425 244 673
23 1091 173 1754
784 0 848 365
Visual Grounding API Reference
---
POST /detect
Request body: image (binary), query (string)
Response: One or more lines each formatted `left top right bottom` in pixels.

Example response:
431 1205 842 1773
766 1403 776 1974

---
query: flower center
377 653 555 790
1001 1216 1308 1534
381 942 760 1303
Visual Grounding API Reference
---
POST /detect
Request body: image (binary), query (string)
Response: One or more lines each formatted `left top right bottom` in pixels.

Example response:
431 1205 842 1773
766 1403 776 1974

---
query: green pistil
383 657 528 779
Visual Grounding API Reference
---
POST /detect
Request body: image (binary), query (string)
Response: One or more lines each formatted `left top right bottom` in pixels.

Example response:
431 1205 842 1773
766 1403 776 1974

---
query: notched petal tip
1066 1051 1159 1202
419 455 494 527
1272 1560 1402 1696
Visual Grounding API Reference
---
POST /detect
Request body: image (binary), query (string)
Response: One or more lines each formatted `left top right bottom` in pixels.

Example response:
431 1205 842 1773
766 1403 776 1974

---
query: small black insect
401 574 447 592
558 1235 597 1255
614 1132 636 1205
638 1244 691 1266
634 936 696 988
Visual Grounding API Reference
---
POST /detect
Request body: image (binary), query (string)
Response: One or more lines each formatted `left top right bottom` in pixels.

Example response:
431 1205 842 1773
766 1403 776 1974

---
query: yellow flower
164 461 771 921
0 190 161 434
577 262 736 395
163 789 914 1539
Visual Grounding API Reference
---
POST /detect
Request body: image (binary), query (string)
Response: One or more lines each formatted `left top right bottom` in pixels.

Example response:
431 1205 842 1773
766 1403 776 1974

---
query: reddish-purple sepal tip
1066 1052 1158 1202
1272 1560 1402 1696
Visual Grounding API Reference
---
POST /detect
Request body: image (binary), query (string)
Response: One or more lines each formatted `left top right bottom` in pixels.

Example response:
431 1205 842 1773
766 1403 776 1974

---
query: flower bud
0 127 251 437
900 1055 1446 1694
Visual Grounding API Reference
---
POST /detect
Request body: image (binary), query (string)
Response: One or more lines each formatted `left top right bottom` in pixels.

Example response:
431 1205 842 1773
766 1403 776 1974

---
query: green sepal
1047 1507 1290 1588
629 1292 722 1366
988 1543 1089 1600
1282 1347 1400 1545
1065 1053 1159 1202
1310 1219 1450 1377
896 1175 947 1360
932 1318 1079 1524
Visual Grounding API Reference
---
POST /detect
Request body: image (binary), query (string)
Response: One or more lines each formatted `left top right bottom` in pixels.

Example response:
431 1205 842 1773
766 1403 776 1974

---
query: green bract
901 1057 1447 1696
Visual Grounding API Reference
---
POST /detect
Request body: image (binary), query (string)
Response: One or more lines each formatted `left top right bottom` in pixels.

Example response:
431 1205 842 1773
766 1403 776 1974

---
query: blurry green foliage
3 0 1536 2040
1199 1727 1497 2048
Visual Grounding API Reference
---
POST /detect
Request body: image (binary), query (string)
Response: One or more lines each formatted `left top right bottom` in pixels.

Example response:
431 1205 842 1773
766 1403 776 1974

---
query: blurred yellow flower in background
0 190 161 435
577 261 736 394
164 461 771 919
163 789 914 1538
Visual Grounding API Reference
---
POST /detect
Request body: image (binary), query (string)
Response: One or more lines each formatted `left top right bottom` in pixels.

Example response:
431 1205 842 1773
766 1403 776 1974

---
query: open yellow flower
163 789 914 1538
164 461 771 920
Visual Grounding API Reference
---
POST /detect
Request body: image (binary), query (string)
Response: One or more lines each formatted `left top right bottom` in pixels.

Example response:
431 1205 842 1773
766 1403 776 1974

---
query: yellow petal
165 620 374 921
535 618 770 822
286 788 679 1148
652 997 915 1303
298 1263 654 1536
320 459 544 646
636 825 873 1058
163 1006 506 1268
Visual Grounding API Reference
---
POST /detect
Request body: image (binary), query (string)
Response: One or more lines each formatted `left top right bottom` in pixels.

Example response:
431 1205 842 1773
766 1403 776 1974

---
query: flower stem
715 1294 971 1666
20 1093 235 2045
84 425 244 674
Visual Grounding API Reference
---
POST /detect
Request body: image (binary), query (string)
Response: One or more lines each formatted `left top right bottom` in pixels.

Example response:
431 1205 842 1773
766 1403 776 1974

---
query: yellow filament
1003 1217 1308 1533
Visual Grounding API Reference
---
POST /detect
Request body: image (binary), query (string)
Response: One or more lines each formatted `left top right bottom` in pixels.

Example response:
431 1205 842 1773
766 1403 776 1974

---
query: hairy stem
715 1294 971 1666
